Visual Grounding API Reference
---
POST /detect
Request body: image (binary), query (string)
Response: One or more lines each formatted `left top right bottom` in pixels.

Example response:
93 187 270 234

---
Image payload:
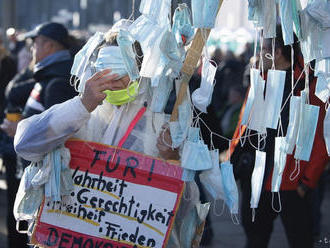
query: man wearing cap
22 22 77 117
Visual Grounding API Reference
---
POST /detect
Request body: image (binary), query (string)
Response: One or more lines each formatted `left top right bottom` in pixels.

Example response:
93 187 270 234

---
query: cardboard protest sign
31 139 184 248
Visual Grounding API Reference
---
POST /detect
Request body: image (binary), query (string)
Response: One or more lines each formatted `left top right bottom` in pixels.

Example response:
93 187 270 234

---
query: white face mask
192 57 217 113
181 140 213 171
264 70 287 129
279 0 294 45
284 96 301 154
272 137 287 193
315 74 330 103
250 150 266 212
248 78 267 134
294 93 320 162
261 0 277 38
324 109 330 156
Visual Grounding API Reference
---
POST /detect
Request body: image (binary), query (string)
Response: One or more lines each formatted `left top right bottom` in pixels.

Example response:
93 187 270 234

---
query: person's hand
297 184 308 198
156 124 180 161
80 69 119 112
0 119 19 137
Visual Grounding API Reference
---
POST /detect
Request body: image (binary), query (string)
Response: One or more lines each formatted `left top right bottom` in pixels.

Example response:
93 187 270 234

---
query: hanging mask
315 58 330 76
159 30 184 79
199 149 225 200
116 29 140 82
242 68 262 126
181 140 213 171
150 75 173 113
94 46 128 79
14 164 43 223
294 100 320 162
192 58 217 113
104 81 139 106
291 0 302 40
178 99 192 135
187 126 200 142
284 96 301 154
181 168 196 182
279 0 294 45
315 74 330 103
71 32 104 79
220 161 239 215
139 0 171 26
191 0 220 28
172 3 194 46
307 0 330 29
248 78 266 134
250 150 266 211
261 0 277 38
324 109 330 156
265 70 286 129
272 137 287 193
300 8 322 63
169 121 185 148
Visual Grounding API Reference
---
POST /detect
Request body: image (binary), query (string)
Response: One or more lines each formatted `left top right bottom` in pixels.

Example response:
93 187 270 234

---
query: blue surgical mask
279 0 294 45
294 101 320 162
94 46 128 79
292 0 302 40
139 0 171 26
181 140 213 171
187 126 200 142
220 161 239 215
264 70 286 129
192 58 217 113
199 149 225 200
191 0 220 28
181 168 196 182
116 29 140 81
250 150 266 210
150 75 173 113
14 163 43 223
71 32 104 79
284 96 301 154
172 3 194 46
272 137 287 193
170 121 185 148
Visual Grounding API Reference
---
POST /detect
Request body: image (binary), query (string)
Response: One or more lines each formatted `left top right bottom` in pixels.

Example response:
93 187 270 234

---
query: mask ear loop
213 198 225 216
128 0 136 21
161 125 174 149
231 213 240 225
271 191 282 213
289 159 301 181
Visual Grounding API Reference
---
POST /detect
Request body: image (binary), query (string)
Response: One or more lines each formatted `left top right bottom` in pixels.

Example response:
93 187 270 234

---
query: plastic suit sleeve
14 96 91 162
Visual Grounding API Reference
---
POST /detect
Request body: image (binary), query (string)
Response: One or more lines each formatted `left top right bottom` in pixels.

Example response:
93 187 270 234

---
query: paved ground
0 172 329 248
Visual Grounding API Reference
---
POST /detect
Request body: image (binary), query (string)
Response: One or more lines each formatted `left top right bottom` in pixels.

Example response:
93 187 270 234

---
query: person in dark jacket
21 22 77 118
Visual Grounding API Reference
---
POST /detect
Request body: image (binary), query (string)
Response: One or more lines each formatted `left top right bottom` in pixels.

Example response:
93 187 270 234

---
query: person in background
231 25 329 248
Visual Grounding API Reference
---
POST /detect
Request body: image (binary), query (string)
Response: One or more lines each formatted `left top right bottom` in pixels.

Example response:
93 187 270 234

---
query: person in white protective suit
13 21 204 247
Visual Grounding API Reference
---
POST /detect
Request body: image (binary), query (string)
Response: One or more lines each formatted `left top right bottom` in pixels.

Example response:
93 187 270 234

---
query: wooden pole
170 0 224 122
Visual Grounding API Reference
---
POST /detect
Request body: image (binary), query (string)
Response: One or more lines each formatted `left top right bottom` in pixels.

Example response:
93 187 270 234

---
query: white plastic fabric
279 0 294 45
139 0 171 26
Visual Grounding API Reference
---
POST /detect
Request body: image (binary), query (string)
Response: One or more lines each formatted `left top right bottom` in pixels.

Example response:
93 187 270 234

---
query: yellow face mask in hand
104 80 139 106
